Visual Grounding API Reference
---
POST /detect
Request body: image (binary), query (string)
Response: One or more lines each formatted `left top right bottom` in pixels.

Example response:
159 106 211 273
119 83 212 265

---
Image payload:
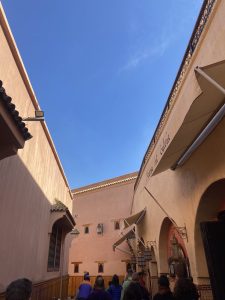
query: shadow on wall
0 155 67 292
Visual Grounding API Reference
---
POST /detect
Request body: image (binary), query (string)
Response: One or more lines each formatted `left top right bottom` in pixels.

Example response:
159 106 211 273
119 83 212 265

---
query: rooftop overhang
0 81 32 160
49 200 76 234
152 60 225 175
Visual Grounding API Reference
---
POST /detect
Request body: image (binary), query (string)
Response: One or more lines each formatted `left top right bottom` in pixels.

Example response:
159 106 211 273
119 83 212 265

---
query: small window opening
84 226 89 234
114 221 120 230
74 263 79 273
98 263 104 273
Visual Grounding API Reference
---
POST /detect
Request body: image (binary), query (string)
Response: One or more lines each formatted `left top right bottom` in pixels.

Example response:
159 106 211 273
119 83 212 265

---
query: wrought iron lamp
23 110 45 121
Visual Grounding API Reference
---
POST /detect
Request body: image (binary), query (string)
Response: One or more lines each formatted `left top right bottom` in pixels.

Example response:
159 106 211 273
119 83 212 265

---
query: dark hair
6 278 32 300
132 273 139 282
94 276 105 289
174 278 199 300
84 274 90 281
124 282 143 300
158 275 169 288
111 274 119 286
138 271 144 277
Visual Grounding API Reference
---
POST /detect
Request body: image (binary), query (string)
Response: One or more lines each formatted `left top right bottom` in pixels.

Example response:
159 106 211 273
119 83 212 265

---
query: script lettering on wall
147 132 170 177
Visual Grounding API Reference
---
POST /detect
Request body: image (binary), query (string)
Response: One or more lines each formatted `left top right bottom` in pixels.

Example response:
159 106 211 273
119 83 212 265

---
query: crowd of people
76 269 200 300
4 269 200 300
76 271 150 300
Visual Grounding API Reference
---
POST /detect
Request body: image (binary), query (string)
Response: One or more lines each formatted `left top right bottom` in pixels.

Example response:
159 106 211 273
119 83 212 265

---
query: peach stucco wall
67 173 137 277
132 0 225 287
0 5 73 292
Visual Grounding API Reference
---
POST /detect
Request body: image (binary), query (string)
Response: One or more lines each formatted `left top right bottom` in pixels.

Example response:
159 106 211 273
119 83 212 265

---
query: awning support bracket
124 219 146 248
147 240 157 248
195 66 225 95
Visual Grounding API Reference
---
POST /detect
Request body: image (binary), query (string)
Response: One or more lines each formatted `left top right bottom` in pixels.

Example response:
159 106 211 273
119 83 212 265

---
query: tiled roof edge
0 80 32 141
73 175 137 195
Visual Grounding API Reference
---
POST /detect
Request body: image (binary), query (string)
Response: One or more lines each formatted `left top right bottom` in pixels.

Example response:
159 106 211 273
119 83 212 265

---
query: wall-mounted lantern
23 110 45 121
70 228 80 238
97 223 103 235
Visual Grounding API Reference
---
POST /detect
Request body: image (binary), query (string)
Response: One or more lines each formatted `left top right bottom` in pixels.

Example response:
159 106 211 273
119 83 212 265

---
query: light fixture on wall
23 110 44 121
147 240 157 248
97 223 103 235
70 228 80 238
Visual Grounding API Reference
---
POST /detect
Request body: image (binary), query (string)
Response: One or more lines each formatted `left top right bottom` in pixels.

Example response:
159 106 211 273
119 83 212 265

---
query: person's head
175 263 188 279
158 275 170 288
94 276 105 290
123 282 142 300
84 273 90 281
132 272 139 282
6 278 32 300
138 271 144 279
174 278 198 299
111 274 119 286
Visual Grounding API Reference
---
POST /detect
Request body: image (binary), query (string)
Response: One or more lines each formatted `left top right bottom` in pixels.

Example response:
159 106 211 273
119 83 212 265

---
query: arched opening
158 217 189 282
195 179 225 299
47 219 64 272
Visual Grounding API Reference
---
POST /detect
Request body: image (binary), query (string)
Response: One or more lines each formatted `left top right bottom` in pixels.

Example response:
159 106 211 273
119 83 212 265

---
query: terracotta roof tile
0 80 32 141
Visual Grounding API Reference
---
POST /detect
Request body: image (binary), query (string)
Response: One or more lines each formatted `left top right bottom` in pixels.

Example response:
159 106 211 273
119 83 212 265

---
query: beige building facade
0 4 75 298
67 173 137 293
131 1 225 299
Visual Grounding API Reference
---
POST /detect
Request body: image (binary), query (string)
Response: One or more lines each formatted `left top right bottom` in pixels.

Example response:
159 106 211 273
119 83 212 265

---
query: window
84 226 89 234
47 221 63 271
74 263 79 273
114 221 120 230
98 263 104 273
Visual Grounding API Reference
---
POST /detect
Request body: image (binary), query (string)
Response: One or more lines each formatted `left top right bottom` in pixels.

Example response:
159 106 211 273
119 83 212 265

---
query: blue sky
2 0 203 188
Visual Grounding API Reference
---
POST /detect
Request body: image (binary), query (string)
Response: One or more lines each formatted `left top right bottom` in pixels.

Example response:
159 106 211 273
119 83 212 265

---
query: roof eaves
0 80 32 141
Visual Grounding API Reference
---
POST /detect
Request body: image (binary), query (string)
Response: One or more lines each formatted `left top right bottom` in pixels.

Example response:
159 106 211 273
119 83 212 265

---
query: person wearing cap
153 275 174 300
76 273 92 300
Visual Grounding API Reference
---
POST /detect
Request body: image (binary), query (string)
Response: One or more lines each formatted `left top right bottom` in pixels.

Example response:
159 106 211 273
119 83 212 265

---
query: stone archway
194 179 225 299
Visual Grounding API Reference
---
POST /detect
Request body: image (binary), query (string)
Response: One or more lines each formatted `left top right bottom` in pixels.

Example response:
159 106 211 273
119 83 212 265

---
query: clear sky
2 0 203 188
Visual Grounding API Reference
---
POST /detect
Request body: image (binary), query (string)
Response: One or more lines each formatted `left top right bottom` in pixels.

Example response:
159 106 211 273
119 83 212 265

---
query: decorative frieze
135 0 216 188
